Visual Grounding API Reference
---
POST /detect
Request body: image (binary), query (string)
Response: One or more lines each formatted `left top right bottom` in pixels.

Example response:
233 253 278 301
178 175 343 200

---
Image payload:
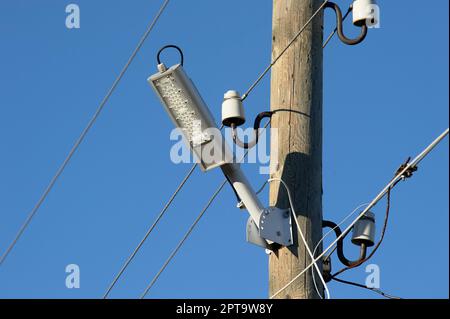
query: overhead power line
270 128 449 299
241 0 329 101
0 0 171 267
104 124 228 298
103 162 196 298
138 121 271 298
322 5 352 48
332 277 402 299
140 179 228 299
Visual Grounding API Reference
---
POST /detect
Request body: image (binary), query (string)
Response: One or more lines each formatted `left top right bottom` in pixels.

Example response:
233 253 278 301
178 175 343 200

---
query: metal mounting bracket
259 207 293 247
246 207 293 248
246 217 269 249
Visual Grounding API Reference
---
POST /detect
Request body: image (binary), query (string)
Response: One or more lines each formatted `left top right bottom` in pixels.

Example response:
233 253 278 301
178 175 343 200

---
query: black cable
332 187 391 278
231 112 273 149
271 108 311 120
323 5 352 48
241 0 368 102
231 108 309 149
322 220 367 270
332 277 402 299
157 44 184 66
331 157 417 278
324 2 367 46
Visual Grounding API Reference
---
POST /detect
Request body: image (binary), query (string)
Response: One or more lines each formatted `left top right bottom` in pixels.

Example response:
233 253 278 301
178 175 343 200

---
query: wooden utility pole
269 0 324 299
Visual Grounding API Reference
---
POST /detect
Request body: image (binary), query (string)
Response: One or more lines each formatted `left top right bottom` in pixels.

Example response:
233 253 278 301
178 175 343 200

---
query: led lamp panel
148 64 232 171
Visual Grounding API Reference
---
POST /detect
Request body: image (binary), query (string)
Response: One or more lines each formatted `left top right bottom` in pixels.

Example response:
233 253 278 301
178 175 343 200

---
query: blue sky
0 0 448 299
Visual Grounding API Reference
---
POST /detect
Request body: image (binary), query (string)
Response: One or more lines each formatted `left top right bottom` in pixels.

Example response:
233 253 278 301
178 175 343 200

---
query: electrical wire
0 0 171 267
247 179 269 220
321 204 370 262
231 109 309 150
255 175 356 295
268 178 331 300
157 44 184 66
331 186 393 278
104 120 227 298
322 5 352 48
140 179 228 299
242 0 364 101
332 277 402 299
103 163 196 298
241 0 329 101
139 121 272 298
270 128 449 299
311 203 370 298
255 181 268 195
324 2 367 45
231 112 273 149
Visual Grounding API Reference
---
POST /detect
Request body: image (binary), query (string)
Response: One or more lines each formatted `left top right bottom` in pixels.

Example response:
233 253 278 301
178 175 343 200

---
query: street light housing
148 63 232 171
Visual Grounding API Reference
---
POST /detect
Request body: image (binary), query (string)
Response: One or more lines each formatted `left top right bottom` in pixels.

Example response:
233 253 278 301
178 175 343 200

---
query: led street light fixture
148 62 232 171
148 46 293 249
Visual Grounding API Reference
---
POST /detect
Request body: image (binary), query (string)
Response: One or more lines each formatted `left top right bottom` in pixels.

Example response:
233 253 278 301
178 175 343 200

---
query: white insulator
351 211 376 247
353 0 379 27
222 90 245 127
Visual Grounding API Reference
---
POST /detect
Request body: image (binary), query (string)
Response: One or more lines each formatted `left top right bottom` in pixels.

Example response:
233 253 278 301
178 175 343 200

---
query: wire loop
157 44 184 66
322 220 367 271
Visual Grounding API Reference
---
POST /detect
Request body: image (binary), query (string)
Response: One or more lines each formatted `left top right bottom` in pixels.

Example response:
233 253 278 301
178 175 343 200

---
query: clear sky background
0 0 448 299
